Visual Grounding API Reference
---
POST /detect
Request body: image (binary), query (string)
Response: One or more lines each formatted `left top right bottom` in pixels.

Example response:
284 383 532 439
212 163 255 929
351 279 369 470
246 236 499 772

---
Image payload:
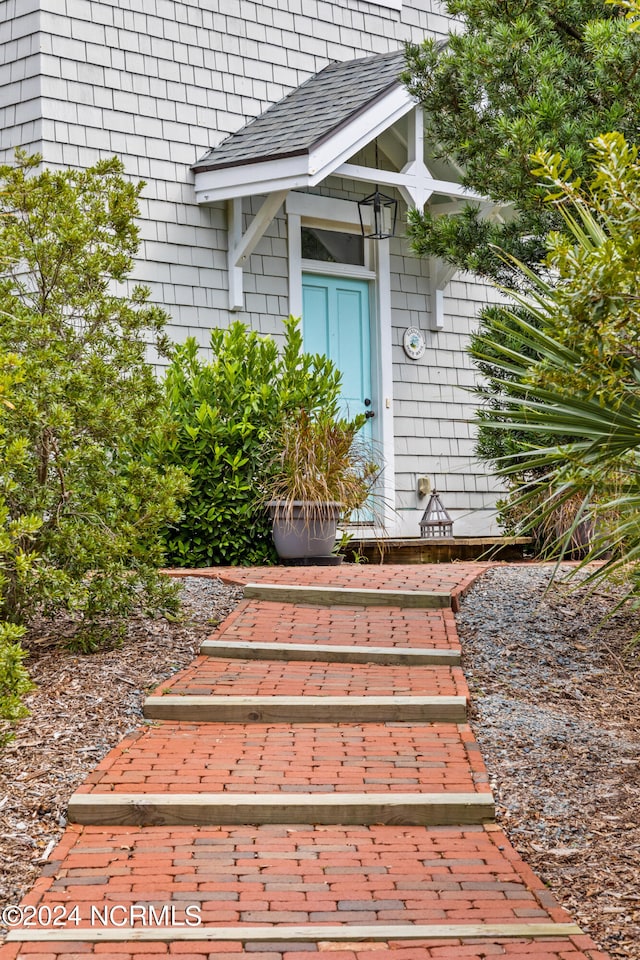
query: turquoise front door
301 273 374 435
302 273 375 523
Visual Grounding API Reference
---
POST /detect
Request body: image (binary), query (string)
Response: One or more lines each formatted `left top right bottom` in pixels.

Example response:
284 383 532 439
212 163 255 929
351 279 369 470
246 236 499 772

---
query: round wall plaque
403 326 426 360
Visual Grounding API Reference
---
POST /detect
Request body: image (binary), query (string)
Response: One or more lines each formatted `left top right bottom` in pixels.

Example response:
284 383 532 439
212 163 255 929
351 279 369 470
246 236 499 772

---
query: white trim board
286 191 368 229
300 260 376 281
227 191 288 310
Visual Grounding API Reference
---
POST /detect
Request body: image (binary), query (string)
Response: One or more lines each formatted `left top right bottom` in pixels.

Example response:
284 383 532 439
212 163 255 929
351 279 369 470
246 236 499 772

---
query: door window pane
301 227 364 266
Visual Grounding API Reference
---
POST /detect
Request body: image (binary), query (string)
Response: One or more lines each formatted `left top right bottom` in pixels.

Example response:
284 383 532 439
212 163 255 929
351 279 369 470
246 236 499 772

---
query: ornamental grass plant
262 408 379 524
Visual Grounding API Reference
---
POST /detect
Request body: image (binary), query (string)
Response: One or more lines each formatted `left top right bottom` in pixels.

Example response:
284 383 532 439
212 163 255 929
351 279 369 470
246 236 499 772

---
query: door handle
365 410 375 419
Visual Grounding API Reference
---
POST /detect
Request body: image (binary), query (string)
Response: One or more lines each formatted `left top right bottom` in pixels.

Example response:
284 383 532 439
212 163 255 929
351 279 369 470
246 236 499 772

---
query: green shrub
0 621 32 746
0 353 36 742
0 152 189 645
152 317 346 566
472 133 640 597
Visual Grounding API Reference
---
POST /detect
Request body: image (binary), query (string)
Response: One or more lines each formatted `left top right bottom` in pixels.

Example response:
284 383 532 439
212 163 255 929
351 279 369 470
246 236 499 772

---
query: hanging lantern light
357 140 398 240
420 489 454 540
357 187 398 240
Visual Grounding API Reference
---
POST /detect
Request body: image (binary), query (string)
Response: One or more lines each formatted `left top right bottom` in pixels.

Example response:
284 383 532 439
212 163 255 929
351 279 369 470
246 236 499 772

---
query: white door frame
286 191 396 534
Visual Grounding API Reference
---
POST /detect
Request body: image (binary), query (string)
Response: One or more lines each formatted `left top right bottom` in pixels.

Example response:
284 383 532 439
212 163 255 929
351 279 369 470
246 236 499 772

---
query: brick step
243 583 451 608
153 657 469 699
67 791 495 826
9 824 575 929
146 655 468 722
200 638 461 665
202 562 486 596
209 599 460 651
143 694 467 724
74 722 491 796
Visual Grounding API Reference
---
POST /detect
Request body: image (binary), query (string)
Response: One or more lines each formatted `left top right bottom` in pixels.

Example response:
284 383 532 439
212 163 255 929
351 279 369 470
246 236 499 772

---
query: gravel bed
457 564 640 959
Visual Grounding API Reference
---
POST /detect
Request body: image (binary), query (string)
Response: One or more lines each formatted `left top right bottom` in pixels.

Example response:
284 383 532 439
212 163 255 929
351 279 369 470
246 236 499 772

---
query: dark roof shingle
193 50 407 172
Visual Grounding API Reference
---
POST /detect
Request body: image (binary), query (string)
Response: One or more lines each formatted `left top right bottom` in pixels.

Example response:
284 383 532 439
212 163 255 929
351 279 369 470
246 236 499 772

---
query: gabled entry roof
192 50 421 203
196 49 496 321
193 51 407 174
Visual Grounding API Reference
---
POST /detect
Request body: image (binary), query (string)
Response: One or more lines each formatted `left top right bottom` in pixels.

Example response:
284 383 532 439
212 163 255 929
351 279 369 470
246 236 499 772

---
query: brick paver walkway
75 722 490 796
0 564 609 960
197 600 460 650
168 565 486 610
156 658 468 698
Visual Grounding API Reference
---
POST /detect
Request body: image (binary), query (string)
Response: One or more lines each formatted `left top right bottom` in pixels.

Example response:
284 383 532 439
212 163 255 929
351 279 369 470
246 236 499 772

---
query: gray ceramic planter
268 500 342 560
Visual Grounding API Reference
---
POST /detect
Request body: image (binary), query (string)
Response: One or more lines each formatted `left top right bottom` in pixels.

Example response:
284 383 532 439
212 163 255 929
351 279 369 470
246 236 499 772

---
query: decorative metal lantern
420 489 454 539
357 187 398 240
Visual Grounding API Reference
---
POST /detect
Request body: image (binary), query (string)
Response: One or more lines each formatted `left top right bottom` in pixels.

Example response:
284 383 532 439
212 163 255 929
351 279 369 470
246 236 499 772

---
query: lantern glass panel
358 190 398 240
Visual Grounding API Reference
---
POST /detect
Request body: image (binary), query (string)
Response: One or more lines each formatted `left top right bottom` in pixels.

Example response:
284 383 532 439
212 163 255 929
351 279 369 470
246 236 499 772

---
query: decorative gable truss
192 54 506 324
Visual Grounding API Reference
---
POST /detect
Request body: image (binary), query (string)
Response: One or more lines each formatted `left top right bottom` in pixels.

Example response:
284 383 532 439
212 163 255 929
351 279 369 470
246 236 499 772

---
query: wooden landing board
143 694 467 723
67 791 494 827
7 922 583 943
243 583 451 608
200 638 461 666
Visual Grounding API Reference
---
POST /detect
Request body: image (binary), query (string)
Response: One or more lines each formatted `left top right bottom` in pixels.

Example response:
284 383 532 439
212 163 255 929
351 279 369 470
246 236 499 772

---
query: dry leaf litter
0 575 242 925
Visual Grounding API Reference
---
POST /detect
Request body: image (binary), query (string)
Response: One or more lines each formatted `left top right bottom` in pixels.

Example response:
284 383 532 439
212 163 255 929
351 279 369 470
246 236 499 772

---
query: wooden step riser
200 639 461 666
7 922 582 944
243 583 451 608
143 694 467 724
67 791 494 827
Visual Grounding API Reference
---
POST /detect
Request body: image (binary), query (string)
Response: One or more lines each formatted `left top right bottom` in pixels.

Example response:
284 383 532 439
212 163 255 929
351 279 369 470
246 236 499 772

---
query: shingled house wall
0 0 502 537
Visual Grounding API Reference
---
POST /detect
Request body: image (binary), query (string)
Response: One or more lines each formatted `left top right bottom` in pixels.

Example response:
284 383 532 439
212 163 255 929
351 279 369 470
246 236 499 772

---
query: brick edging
450 565 487 612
